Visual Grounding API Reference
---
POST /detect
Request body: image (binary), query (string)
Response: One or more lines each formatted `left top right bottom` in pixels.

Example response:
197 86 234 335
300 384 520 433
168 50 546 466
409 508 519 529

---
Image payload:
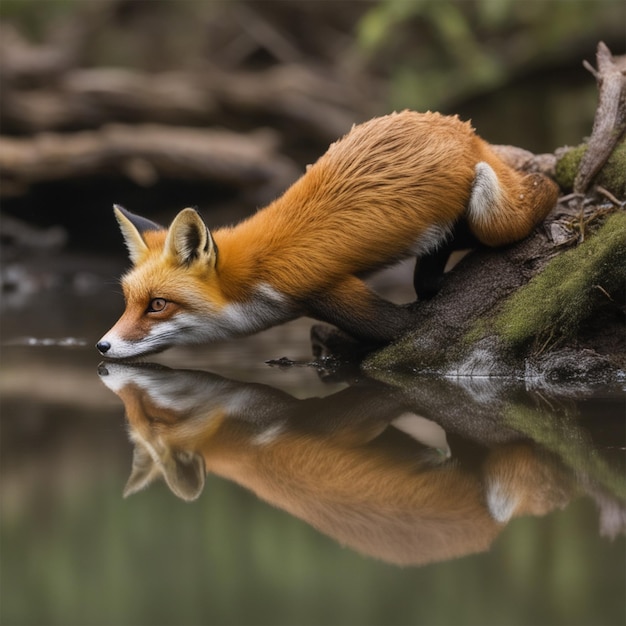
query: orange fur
215 112 474 298
214 111 556 297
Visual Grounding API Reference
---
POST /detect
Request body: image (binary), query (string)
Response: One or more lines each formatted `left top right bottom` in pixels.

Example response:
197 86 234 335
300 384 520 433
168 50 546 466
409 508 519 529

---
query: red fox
98 361 574 566
97 111 558 358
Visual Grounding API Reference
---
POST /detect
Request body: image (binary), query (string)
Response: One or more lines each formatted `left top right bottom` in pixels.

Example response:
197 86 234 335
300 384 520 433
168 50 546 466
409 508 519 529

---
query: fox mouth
98 350 168 362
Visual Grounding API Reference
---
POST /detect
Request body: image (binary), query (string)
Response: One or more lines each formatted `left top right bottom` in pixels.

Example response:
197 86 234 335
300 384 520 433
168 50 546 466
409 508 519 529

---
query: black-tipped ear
164 207 217 267
113 205 165 265
115 204 163 234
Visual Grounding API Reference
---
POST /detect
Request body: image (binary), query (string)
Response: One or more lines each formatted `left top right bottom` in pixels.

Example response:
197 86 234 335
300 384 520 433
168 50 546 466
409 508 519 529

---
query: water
1 260 625 626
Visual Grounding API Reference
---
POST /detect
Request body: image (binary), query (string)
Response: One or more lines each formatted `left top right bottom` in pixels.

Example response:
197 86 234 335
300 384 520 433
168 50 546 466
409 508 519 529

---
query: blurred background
1 0 625 255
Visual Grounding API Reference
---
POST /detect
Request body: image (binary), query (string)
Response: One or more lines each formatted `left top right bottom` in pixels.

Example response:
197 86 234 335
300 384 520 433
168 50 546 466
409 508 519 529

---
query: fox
97 110 558 359
98 361 574 566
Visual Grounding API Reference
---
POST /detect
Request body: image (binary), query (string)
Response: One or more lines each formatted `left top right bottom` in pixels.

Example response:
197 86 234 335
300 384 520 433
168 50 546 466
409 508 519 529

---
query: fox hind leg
413 219 479 300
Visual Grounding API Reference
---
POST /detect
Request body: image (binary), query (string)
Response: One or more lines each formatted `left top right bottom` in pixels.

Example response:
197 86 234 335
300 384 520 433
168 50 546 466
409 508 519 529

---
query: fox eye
147 298 167 313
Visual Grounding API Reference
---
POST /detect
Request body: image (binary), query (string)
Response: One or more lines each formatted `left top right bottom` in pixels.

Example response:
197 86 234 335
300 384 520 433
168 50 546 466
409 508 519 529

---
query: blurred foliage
0 0 78 36
0 0 624 151
355 0 625 111
2 0 624 102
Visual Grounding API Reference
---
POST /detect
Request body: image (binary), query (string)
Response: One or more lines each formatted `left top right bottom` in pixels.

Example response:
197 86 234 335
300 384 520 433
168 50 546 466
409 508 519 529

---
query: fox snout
96 340 112 354
95 326 170 360
96 312 168 359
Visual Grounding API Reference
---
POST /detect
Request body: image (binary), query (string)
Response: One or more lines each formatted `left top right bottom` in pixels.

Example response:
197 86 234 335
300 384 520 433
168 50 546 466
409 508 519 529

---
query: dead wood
489 145 556 177
206 64 365 140
0 124 299 200
574 42 626 194
1 64 361 141
0 69 219 133
0 19 90 86
0 58 360 203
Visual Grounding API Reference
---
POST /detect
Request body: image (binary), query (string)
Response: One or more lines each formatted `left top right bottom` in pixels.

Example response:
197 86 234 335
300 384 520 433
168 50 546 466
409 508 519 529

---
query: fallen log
0 123 299 201
1 63 362 141
0 6 370 141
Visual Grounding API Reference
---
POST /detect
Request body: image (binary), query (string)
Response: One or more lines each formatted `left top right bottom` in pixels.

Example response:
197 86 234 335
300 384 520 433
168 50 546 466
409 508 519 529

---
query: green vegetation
0 0 78 37
493 211 626 351
554 144 587 190
355 0 625 114
556 138 626 196
601 138 626 198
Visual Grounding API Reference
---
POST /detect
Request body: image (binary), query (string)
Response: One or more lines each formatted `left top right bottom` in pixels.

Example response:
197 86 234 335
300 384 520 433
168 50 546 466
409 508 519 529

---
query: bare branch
0 124 299 200
574 42 626 194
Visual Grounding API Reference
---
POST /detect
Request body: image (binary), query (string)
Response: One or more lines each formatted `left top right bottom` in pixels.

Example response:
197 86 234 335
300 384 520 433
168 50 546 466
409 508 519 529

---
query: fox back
97 111 558 358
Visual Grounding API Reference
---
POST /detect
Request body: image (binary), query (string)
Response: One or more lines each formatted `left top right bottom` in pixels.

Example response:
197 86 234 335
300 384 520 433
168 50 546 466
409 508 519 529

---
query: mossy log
363 210 625 382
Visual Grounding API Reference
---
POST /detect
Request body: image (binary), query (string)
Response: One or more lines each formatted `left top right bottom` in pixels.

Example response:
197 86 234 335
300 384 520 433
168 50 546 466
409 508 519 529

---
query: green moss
462 318 489 348
494 211 626 351
599 137 626 198
555 144 587 191
555 138 626 197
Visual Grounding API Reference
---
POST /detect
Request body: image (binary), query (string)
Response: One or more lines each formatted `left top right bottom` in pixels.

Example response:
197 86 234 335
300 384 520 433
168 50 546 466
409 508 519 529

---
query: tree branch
574 42 626 194
0 124 299 200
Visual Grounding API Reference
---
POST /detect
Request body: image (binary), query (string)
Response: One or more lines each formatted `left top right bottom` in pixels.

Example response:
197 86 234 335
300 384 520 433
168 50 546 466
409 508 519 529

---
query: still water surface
1 274 625 626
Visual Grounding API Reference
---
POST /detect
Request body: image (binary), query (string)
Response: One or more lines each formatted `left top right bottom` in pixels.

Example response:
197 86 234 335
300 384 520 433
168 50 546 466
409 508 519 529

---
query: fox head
96 205 226 359
98 361 212 501
98 204 290 359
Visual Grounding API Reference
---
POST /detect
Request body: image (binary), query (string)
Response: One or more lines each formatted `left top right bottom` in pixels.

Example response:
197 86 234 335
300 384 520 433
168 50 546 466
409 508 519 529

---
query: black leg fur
414 219 479 300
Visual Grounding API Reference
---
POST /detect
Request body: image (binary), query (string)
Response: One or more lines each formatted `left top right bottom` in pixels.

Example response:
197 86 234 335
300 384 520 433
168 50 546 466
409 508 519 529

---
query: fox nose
97 341 111 354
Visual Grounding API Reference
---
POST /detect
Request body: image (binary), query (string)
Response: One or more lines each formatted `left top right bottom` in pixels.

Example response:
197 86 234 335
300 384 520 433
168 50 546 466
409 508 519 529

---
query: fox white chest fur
97 111 557 359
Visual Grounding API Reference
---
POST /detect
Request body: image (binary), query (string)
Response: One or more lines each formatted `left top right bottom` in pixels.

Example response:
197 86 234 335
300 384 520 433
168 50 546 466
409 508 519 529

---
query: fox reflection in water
99 362 579 566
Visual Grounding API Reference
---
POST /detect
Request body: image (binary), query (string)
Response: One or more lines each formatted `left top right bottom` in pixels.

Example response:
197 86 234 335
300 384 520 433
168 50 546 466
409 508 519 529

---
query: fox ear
123 444 206 502
162 450 206 502
123 444 161 498
114 204 163 265
164 207 217 267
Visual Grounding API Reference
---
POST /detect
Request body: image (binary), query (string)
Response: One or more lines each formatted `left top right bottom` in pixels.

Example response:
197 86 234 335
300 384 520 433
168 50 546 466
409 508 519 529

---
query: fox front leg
305 275 417 345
